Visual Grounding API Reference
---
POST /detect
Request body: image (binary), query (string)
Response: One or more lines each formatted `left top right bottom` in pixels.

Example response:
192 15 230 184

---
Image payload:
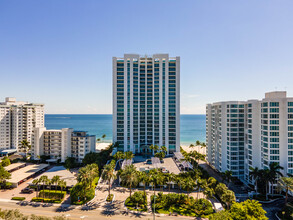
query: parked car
21 187 34 194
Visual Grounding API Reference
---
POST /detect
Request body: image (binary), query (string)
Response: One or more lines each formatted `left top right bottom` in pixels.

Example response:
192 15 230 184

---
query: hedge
11 197 25 201
31 197 62 203
38 190 66 200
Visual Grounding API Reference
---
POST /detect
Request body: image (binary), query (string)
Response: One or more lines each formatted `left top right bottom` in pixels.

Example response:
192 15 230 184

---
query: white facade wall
113 54 180 154
0 98 44 150
207 91 293 184
32 128 95 163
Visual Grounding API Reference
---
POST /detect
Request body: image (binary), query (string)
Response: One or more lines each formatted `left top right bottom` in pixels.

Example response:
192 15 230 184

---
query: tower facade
113 54 180 154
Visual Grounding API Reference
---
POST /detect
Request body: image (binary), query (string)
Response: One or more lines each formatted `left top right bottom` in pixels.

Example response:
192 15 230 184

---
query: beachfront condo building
0 97 44 151
206 91 293 188
112 54 180 155
32 128 96 163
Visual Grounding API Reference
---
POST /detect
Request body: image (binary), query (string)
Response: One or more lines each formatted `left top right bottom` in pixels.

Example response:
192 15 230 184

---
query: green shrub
38 190 66 200
125 191 147 211
151 193 213 217
31 197 62 203
1 182 12 189
11 197 25 201
70 183 95 205
106 194 114 202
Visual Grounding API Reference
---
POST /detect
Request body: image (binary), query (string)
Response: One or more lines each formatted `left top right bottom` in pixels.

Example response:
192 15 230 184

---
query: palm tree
182 176 195 198
96 138 101 143
196 140 201 146
101 163 116 199
222 170 233 187
175 175 184 194
39 175 49 201
32 178 40 197
156 171 165 192
51 175 60 193
196 178 208 199
268 162 284 195
102 134 106 142
221 190 236 209
165 173 176 193
249 167 261 193
58 179 66 193
124 151 134 160
278 177 293 204
120 164 138 197
189 151 206 169
149 169 159 195
137 171 149 196
113 151 125 168
20 140 31 158
77 164 99 200
149 144 159 155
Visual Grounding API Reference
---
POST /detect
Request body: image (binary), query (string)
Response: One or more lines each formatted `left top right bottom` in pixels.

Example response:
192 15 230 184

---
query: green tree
1 157 10 167
82 152 99 165
64 157 77 169
0 165 11 189
230 199 268 220
124 151 134 160
20 139 31 158
222 170 233 187
137 171 149 196
102 134 106 141
278 176 293 204
209 210 231 220
120 164 138 197
156 171 166 192
249 167 261 193
101 163 116 199
77 164 99 201
268 162 284 195
39 175 49 200
221 190 236 209
113 151 125 168
32 178 40 197
182 176 195 198
149 144 159 154
51 175 60 193
164 173 176 193
58 179 66 192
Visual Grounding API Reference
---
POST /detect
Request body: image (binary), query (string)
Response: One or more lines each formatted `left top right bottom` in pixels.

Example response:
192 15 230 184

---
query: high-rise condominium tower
0 97 44 150
206 91 293 190
113 54 180 155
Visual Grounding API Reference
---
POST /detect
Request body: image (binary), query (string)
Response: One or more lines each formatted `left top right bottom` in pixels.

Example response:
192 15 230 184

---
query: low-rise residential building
32 127 95 163
206 91 293 188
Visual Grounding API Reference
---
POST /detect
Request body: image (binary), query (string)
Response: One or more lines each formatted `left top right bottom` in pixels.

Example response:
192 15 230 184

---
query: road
0 200 194 220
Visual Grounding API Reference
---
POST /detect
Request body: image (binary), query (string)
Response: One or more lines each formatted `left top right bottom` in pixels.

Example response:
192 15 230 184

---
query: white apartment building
0 97 44 150
113 54 180 155
32 128 96 163
207 91 293 185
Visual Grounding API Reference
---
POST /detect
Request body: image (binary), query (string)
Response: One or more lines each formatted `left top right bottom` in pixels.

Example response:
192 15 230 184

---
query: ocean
45 114 206 146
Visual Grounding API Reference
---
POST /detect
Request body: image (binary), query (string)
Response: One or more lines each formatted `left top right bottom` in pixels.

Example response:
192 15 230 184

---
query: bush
1 182 12 189
106 194 114 202
70 183 95 205
31 197 62 203
38 190 66 200
11 197 25 201
1 157 11 167
125 191 147 211
151 193 213 217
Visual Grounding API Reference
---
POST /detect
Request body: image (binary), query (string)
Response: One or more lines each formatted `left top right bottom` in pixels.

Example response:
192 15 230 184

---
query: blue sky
0 0 293 114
